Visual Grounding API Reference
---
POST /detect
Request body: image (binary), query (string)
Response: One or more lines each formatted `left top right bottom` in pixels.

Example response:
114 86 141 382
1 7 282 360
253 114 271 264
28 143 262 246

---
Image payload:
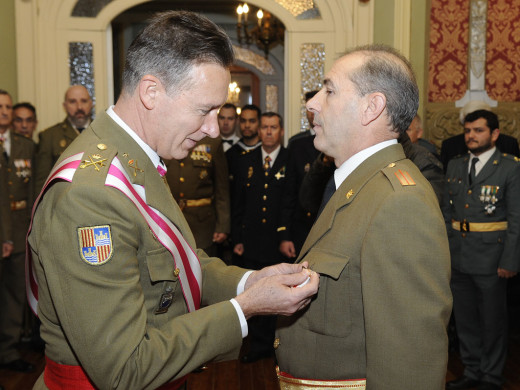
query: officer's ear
360 92 386 126
491 128 500 143
139 75 160 110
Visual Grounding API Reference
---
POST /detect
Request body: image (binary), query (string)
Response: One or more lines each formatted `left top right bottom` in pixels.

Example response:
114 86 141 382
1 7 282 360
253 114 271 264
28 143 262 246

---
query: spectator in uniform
0 90 35 373
12 102 38 139
218 103 239 152
34 85 93 192
232 112 288 363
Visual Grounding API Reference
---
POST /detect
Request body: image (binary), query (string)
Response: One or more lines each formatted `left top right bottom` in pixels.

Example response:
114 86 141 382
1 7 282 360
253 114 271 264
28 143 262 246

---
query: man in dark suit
443 110 520 390
275 44 451 389
0 90 35 373
232 112 288 363
34 85 93 192
278 90 320 259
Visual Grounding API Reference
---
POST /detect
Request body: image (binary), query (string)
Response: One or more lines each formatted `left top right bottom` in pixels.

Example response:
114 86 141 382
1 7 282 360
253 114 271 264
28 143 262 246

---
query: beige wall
0 0 17 101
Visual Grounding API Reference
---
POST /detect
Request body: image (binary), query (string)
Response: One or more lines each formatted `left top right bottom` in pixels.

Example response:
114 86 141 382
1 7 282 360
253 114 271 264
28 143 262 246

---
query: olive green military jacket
0 149 12 246
28 112 247 389
165 137 230 250
276 144 452 389
35 118 78 193
442 149 520 274
6 130 35 254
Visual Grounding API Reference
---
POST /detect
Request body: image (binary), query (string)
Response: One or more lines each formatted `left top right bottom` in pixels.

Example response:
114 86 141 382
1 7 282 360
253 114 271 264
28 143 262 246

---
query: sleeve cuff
230 298 248 338
237 270 254 295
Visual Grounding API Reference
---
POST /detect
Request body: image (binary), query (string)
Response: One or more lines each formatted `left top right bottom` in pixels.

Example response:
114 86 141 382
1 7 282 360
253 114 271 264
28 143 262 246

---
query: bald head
63 85 93 128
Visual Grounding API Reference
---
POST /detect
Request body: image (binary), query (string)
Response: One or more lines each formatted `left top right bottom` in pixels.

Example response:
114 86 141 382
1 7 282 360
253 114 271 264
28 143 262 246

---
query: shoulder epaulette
501 153 520 162
381 162 416 191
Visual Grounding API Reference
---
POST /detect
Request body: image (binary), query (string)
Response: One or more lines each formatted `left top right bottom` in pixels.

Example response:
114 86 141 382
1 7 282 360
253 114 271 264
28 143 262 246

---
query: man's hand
233 243 244 256
279 240 296 258
212 232 228 244
497 267 517 278
2 242 13 258
235 266 319 319
244 261 310 290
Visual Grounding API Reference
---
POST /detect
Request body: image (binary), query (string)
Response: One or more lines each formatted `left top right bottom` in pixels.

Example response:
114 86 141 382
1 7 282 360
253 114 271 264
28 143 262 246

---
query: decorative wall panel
486 0 520 101
300 43 324 132
266 85 279 113
69 42 96 114
428 0 469 102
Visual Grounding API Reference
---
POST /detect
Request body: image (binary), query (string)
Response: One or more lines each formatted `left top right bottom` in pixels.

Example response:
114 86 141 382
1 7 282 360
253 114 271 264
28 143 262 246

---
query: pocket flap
303 247 349 280
146 247 177 282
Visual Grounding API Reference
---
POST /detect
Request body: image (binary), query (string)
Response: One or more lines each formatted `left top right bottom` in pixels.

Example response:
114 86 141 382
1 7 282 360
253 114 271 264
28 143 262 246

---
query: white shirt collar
106 106 165 172
261 144 281 165
334 139 397 189
469 146 496 176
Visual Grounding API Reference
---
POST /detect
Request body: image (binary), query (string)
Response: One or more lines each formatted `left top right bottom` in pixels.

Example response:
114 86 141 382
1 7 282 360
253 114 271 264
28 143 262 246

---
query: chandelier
236 3 284 59
228 82 241 105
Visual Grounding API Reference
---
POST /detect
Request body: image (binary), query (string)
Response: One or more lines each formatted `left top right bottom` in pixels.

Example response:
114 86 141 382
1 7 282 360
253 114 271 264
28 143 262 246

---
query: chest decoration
77 225 113 266
199 169 208 180
80 154 108 172
304 162 310 173
480 185 499 215
59 139 67 148
14 159 32 179
155 286 174 314
274 166 286 180
190 144 212 163
248 166 253 179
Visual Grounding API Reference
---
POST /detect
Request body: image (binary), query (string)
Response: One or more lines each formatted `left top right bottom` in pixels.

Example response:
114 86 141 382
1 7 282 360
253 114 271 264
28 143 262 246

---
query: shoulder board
501 153 520 162
381 162 416 191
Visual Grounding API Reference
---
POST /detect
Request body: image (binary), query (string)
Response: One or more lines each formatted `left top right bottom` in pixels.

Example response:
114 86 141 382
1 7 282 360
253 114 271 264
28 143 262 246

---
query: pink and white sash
105 157 201 312
26 153 202 315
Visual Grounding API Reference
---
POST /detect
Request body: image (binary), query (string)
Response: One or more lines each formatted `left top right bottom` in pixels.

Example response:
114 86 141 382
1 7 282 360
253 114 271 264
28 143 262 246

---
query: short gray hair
346 44 419 135
122 11 234 97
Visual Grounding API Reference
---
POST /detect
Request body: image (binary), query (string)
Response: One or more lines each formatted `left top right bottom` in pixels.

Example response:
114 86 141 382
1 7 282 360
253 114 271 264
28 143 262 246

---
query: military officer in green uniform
27 11 318 390
0 91 13 257
0 90 35 373
165 136 230 256
34 85 93 193
443 110 520 390
275 45 452 390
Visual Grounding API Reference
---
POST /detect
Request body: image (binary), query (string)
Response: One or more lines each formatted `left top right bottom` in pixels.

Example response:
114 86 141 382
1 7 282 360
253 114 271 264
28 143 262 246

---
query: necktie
222 139 233 145
264 156 271 175
469 157 479 185
77 127 85 133
318 175 336 216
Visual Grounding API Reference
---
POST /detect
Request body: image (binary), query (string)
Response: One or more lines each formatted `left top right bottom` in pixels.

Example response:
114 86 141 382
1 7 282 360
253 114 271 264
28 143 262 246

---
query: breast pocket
146 247 178 283
300 247 352 338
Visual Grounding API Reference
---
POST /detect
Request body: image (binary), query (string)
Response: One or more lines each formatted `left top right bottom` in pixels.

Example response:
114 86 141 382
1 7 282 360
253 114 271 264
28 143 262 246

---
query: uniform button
467 189 472 195
247 183 250 187
9 195 13 199
173 268 180 277
264 184 268 189
263 195 267 200
179 192 184 198
461 233 466 238
180 162 185 167
180 177 185 183
498 238 503 243
307 212 311 217
262 218 266 223
8 181 12 186
465 204 469 208
7 168 11 172
273 338 280 349
262 207 266 212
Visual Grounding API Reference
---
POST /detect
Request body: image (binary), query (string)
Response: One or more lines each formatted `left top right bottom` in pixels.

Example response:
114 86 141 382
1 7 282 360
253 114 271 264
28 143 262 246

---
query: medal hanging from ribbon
480 185 499 215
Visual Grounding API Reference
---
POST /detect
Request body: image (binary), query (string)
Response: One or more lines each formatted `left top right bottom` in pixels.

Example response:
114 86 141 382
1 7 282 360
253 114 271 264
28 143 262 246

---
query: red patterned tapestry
486 0 520 101
428 0 469 102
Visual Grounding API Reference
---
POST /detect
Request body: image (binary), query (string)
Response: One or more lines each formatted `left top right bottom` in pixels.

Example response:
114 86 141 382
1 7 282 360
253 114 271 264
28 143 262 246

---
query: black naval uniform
277 132 319 257
442 148 520 387
232 145 287 360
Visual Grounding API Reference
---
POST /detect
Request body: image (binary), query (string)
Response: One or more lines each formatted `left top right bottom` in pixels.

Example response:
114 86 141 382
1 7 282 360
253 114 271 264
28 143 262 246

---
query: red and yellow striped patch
394 169 416 186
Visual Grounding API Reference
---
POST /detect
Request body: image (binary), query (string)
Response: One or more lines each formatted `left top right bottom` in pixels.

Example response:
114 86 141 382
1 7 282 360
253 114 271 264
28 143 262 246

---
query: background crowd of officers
0 83 519 386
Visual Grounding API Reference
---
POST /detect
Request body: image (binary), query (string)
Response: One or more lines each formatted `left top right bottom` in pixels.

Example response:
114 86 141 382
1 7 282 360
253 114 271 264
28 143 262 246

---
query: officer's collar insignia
493 160 498 165
128 159 144 176
275 166 286 180
394 169 416 186
346 189 354 199
80 155 108 171
77 225 113 266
